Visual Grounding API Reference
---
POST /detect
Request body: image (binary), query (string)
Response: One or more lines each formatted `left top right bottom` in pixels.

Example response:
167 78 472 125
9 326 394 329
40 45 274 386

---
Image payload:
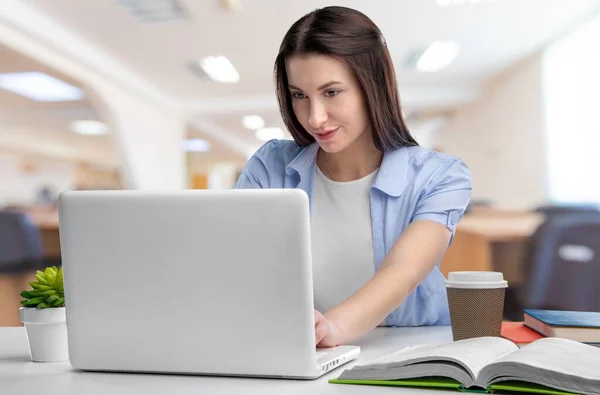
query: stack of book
501 321 542 347
522 309 600 346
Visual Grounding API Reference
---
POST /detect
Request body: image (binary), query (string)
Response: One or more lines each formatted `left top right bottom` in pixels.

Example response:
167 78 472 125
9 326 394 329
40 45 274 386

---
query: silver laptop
58 189 359 379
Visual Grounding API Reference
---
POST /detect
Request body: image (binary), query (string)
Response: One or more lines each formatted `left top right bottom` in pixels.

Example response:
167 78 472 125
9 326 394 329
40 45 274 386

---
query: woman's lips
315 127 339 142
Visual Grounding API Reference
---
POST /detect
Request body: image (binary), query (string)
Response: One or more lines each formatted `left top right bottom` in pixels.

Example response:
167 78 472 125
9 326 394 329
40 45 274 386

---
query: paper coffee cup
445 272 508 341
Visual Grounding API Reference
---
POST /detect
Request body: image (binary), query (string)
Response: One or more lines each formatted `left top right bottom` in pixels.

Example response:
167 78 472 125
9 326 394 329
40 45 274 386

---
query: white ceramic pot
19 307 68 362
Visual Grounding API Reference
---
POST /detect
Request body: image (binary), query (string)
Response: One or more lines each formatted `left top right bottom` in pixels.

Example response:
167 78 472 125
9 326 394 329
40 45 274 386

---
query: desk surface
0 326 452 394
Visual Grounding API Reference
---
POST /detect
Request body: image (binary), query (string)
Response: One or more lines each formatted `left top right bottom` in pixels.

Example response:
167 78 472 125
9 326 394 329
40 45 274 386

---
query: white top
311 165 378 313
0 326 453 395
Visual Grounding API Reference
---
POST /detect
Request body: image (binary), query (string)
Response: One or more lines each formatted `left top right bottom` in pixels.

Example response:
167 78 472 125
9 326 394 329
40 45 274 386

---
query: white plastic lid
445 271 508 289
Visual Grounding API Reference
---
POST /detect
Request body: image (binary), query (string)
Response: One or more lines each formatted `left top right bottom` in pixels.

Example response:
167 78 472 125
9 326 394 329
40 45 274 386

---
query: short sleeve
411 158 472 236
234 140 279 189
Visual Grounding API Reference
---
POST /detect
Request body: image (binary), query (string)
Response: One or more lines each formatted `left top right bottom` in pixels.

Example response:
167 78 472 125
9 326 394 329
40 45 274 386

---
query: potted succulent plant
19 266 68 362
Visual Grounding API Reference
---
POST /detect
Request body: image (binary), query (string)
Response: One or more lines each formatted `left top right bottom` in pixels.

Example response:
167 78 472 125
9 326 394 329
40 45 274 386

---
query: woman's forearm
325 220 452 344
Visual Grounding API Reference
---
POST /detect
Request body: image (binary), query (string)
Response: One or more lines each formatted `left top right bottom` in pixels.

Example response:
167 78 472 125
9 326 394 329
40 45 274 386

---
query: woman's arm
315 219 451 347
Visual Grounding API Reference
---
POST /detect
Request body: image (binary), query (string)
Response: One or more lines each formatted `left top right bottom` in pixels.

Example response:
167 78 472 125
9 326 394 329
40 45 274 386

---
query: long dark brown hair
274 6 418 151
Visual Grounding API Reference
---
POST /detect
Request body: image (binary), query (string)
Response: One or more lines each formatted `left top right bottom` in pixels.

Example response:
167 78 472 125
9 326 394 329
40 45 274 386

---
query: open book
330 336 600 395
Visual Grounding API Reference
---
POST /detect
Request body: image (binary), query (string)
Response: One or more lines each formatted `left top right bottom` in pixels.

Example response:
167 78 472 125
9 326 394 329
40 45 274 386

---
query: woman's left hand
314 310 344 347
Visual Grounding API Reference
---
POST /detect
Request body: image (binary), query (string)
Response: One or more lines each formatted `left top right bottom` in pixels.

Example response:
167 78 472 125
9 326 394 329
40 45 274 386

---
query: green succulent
20 266 65 309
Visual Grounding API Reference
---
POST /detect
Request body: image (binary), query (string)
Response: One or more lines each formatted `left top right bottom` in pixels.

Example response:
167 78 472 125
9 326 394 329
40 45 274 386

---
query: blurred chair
0 210 47 326
509 213 600 319
0 210 45 273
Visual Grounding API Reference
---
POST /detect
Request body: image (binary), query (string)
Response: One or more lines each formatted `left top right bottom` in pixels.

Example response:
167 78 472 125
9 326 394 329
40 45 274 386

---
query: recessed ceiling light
183 138 211 152
197 56 240 84
220 0 242 12
242 115 265 130
0 72 84 102
115 0 188 22
416 41 460 72
71 120 107 136
255 127 284 141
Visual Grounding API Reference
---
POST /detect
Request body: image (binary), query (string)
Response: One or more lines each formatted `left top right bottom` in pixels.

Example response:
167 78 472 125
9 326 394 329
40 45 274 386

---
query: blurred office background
1 0 599 326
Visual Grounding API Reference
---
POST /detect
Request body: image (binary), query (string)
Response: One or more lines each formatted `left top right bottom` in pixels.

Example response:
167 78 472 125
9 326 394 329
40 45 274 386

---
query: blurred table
30 211 59 230
3 208 544 326
440 211 544 286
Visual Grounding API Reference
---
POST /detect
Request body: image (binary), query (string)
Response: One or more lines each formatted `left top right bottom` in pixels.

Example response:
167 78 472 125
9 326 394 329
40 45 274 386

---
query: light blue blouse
235 139 472 326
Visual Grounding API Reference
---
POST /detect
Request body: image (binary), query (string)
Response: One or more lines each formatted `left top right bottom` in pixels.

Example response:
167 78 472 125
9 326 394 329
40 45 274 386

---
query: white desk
0 326 453 394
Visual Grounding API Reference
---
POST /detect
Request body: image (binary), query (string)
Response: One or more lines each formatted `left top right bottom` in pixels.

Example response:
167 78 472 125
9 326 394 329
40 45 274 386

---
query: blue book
523 309 600 343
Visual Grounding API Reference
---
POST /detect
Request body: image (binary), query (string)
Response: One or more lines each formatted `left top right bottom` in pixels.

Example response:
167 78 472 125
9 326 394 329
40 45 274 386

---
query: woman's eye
325 90 340 97
292 92 306 100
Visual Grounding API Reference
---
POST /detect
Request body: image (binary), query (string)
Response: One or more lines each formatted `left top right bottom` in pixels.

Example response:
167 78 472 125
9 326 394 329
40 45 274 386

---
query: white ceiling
0 44 245 166
0 44 118 165
0 45 97 121
2 0 600 155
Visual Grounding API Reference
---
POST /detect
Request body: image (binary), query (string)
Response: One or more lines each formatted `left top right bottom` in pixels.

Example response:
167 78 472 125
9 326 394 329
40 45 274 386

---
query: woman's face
286 54 372 154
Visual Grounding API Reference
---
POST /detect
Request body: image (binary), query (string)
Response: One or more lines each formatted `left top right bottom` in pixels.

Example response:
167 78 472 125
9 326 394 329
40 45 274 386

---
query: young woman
235 6 472 348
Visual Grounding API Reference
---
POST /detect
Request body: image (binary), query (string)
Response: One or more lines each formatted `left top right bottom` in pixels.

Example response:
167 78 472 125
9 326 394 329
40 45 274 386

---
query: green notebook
329 336 600 395
330 378 578 394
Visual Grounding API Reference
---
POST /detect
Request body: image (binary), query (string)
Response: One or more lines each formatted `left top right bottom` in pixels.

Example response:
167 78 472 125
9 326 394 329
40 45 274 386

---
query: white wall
0 125 118 206
90 85 186 190
206 163 239 190
0 125 117 166
435 53 547 209
0 152 76 206
543 13 600 203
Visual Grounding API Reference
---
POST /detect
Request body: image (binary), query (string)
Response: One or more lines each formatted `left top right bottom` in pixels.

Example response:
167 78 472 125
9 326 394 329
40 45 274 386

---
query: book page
353 337 518 379
488 337 600 380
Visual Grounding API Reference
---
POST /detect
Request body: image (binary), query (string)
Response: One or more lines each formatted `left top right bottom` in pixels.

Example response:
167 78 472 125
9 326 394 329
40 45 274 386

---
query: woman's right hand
314 310 345 347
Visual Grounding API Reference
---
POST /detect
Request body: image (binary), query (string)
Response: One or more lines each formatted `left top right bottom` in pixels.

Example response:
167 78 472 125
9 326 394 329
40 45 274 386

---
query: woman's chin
317 140 344 154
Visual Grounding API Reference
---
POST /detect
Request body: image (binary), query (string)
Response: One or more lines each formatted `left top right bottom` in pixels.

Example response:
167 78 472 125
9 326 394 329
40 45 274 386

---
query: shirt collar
285 143 319 193
372 148 409 197
285 143 409 198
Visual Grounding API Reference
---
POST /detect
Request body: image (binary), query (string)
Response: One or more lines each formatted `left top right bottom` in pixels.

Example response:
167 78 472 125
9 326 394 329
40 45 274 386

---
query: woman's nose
309 101 328 130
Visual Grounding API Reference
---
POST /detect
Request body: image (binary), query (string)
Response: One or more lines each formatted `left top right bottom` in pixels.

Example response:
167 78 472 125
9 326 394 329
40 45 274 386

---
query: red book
501 321 543 347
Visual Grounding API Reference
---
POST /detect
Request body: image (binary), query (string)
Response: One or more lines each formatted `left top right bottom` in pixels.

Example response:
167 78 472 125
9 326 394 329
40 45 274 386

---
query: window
543 13 600 203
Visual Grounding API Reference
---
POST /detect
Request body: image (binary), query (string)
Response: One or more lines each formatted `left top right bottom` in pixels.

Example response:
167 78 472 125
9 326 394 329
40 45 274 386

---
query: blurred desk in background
3 208 544 326
18 206 546 282
440 212 544 286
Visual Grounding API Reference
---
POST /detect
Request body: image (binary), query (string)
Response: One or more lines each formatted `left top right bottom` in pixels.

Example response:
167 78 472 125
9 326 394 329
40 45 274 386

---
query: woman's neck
318 138 383 182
